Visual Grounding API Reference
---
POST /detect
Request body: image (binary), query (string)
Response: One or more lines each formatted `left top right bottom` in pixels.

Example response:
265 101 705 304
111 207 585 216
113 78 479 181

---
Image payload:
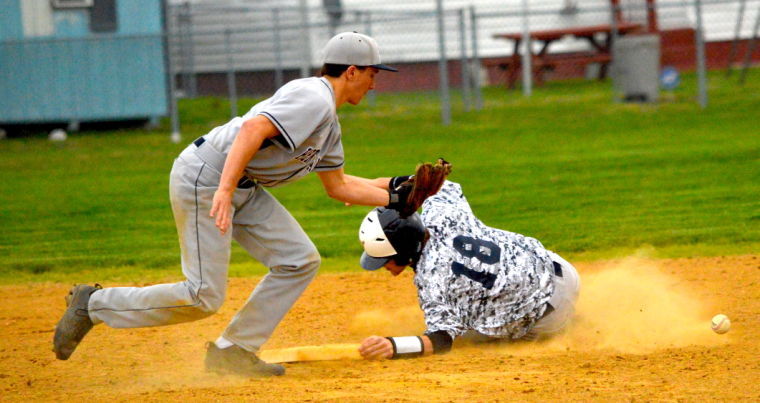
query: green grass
1 69 758 284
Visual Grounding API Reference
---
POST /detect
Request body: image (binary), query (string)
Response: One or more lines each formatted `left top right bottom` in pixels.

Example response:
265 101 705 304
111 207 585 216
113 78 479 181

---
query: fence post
694 0 708 108
726 0 746 75
273 7 284 89
469 5 483 110
458 8 471 112
164 2 181 143
364 11 376 107
436 0 452 125
739 5 760 84
179 1 196 97
609 0 620 97
225 29 238 118
187 6 197 97
177 3 188 96
520 0 532 97
67 39 80 132
176 2 186 95
299 0 313 78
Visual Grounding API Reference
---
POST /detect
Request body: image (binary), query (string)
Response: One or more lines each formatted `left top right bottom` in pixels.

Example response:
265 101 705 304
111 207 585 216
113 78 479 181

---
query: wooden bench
491 23 642 89
483 52 612 88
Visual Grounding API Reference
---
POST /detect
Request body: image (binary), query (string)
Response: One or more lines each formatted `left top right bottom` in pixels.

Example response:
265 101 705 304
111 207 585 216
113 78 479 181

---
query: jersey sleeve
416 265 468 340
257 87 332 153
420 296 468 340
314 136 344 172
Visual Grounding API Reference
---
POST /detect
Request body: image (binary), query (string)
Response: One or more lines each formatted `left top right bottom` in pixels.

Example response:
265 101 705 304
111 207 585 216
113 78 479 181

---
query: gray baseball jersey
415 181 555 340
86 76 345 354
205 76 344 187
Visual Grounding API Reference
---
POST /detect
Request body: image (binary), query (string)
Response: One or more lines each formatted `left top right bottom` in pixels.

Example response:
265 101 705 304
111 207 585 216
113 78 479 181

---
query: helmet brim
360 252 391 271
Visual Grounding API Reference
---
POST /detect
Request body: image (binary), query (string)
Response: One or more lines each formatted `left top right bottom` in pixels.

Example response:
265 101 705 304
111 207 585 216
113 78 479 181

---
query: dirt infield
2 255 758 401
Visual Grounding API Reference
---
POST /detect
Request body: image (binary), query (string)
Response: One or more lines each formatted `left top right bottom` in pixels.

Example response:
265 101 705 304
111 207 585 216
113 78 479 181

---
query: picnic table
490 22 643 88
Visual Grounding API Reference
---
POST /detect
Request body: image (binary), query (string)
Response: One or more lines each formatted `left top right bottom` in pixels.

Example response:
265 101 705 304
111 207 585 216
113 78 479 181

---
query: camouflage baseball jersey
415 181 554 340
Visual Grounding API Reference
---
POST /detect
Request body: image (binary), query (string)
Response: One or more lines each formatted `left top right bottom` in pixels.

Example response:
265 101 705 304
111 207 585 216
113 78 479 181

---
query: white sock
215 336 234 349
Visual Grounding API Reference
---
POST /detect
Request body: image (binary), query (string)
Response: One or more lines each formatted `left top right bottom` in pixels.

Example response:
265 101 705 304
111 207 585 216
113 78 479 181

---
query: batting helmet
358 207 426 270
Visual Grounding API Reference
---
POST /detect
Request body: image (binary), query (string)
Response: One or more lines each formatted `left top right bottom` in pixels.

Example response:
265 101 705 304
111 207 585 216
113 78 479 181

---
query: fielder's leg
220 188 320 353
53 149 235 359
85 150 234 328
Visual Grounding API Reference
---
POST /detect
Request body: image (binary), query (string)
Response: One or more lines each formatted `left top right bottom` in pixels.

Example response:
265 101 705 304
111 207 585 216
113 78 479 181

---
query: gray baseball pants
87 142 320 352
527 251 580 337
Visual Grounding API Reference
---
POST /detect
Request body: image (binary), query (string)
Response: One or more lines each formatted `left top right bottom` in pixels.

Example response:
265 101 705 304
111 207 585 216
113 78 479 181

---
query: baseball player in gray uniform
53 32 413 376
356 181 581 359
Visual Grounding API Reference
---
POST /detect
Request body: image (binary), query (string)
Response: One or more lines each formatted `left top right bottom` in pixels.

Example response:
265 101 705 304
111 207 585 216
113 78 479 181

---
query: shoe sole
52 285 96 360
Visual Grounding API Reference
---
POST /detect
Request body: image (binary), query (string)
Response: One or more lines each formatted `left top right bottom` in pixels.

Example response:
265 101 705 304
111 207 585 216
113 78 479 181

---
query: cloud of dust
509 257 726 355
348 306 426 337
348 258 726 355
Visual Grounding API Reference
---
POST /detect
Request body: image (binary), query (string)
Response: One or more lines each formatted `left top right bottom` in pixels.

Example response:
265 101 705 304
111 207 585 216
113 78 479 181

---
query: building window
51 0 94 8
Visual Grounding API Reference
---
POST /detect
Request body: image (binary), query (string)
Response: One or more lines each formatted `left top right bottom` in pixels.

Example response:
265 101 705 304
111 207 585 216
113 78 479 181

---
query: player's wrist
215 184 236 195
389 175 412 190
424 330 453 354
385 336 425 359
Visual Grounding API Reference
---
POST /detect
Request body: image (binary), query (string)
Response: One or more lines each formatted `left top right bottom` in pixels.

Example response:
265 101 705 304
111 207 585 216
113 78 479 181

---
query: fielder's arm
343 174 392 189
317 169 391 206
210 115 279 234
343 175 413 190
325 174 413 207
358 331 453 360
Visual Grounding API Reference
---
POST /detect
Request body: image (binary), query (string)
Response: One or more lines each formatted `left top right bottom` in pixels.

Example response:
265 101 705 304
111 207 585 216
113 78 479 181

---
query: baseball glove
388 158 452 217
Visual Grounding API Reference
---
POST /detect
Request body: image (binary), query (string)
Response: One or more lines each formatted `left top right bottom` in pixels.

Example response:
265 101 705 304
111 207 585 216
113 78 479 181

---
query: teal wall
0 0 167 124
1 0 164 39
0 36 167 122
53 0 164 38
54 9 90 37
120 0 164 34
0 0 23 40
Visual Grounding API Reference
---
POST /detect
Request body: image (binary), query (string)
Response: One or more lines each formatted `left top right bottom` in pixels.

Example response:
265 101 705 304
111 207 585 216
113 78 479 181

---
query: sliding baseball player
357 175 580 359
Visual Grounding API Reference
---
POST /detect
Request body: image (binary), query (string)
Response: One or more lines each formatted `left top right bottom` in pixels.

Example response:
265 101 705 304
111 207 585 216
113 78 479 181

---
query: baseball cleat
205 342 285 377
52 284 102 360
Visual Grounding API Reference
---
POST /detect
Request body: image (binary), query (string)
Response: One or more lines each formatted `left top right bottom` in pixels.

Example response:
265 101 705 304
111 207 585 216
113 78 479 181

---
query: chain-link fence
2 1 755 135
165 1 479 131
163 0 758 136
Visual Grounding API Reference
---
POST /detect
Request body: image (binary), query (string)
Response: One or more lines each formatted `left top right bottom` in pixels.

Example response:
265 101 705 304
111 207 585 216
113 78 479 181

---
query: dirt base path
2 255 758 401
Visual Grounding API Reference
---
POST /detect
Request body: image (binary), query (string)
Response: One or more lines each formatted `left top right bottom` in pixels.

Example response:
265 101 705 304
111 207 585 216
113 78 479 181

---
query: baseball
711 314 730 334
49 129 68 142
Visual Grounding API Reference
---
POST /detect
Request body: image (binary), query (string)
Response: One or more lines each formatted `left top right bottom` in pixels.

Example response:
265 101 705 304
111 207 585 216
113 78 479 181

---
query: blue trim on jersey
259 111 296 152
319 78 335 100
314 162 344 171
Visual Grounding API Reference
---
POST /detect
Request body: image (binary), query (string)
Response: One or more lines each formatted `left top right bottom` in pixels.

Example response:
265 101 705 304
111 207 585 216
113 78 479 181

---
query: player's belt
193 137 256 189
